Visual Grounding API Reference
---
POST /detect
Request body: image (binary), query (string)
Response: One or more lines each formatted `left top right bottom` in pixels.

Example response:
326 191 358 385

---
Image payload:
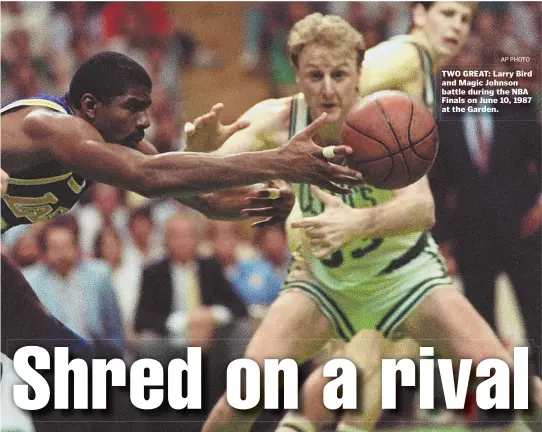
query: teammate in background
1 51 363 364
200 7 541 432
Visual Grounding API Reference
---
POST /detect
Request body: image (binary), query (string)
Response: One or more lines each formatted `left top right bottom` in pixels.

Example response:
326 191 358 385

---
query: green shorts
282 248 453 341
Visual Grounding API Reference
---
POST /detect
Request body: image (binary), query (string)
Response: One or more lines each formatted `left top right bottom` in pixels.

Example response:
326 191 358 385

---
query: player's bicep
25 110 149 192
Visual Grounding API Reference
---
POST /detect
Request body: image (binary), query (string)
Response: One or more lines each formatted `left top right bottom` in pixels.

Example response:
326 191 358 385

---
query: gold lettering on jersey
48 206 70 219
3 192 60 223
67 176 85 193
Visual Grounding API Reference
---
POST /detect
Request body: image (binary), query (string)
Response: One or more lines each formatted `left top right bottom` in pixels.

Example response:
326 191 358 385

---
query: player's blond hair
288 13 366 70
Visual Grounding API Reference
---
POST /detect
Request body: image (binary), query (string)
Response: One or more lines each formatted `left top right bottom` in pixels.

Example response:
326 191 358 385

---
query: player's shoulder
22 106 75 140
360 38 424 96
242 97 292 134
244 97 292 120
365 38 422 75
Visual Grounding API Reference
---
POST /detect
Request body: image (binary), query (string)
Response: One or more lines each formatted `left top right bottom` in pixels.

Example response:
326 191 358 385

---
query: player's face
296 43 360 125
421 3 473 62
94 86 152 148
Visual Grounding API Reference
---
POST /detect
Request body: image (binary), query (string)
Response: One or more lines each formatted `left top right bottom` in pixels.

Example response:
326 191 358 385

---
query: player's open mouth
321 104 337 110
442 37 459 47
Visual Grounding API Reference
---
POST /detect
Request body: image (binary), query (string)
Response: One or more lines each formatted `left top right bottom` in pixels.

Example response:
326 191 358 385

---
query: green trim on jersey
389 35 435 113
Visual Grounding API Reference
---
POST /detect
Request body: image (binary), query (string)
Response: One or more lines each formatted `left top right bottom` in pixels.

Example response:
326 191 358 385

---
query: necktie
186 265 202 313
474 115 490 174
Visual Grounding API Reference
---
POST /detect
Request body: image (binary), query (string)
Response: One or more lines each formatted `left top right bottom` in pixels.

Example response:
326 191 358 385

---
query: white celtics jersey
286 94 437 290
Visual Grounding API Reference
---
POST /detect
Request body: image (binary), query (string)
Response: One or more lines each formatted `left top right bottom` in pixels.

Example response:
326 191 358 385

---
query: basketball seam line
374 99 410 185
412 124 437 147
343 120 395 188
343 122 392 157
407 93 437 161
404 94 436 162
344 116 434 165
410 123 437 160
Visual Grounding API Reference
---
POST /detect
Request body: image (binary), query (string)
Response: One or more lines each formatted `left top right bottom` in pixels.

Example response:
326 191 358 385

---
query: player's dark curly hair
66 51 152 109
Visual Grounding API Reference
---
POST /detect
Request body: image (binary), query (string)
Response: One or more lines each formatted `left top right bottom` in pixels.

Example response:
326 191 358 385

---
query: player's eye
124 100 150 113
309 72 323 81
332 71 346 81
442 10 455 17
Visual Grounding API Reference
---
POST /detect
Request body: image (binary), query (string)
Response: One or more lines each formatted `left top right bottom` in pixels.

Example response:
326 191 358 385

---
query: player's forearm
356 185 435 238
176 185 262 220
141 151 283 197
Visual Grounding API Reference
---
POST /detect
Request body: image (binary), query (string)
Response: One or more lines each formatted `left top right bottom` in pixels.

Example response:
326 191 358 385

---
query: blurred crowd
241 2 541 103
1 1 218 154
2 184 289 431
1 2 541 431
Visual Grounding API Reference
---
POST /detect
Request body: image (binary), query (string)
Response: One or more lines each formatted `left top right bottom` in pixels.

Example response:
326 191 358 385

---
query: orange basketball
341 91 438 189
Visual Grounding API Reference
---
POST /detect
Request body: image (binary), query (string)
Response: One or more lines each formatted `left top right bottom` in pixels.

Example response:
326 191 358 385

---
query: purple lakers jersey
1 94 91 232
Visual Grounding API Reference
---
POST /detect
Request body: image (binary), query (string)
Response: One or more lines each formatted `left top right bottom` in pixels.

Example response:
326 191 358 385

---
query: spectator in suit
209 220 282 316
432 99 541 376
135 213 247 351
23 215 125 355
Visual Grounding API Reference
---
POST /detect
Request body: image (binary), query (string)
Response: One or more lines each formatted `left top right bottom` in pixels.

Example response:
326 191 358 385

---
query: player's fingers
315 145 353 162
241 207 277 217
319 181 351 195
196 111 217 126
296 112 327 138
309 234 327 244
226 119 251 137
245 198 281 208
327 163 363 182
211 103 224 115
252 216 279 228
313 248 333 260
310 186 341 205
327 175 364 186
254 188 281 200
290 218 318 229
330 145 353 156
184 122 195 135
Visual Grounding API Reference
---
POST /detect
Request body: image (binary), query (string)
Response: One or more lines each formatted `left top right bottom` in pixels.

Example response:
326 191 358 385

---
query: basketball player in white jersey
197 5 541 432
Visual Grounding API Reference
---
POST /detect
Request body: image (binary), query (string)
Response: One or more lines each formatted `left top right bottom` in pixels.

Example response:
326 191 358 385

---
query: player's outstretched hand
241 180 295 227
276 113 363 194
1 168 10 196
291 186 361 258
185 103 251 152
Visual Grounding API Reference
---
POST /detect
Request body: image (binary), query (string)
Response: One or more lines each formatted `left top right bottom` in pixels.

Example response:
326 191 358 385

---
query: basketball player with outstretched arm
0 51 362 374
195 6 541 432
